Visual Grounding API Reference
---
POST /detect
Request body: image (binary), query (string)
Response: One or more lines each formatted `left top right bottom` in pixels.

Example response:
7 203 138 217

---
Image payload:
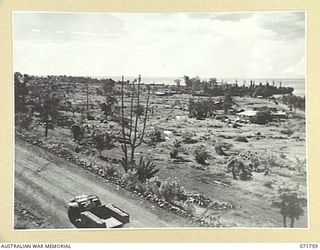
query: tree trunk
130 147 135 165
290 217 295 228
120 76 128 169
45 123 48 137
45 117 48 137
283 216 287 228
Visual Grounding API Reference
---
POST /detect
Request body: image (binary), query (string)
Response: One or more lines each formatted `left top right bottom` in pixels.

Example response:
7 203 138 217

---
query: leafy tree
184 75 191 88
209 78 217 85
190 76 201 91
103 78 115 94
174 79 181 87
101 78 118 119
223 94 233 114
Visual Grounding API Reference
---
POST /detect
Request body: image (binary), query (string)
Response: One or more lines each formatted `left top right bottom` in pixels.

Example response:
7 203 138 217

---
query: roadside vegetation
14 73 307 228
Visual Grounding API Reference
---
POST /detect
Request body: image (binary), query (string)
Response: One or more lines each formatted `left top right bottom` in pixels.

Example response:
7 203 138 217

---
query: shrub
272 187 306 227
98 163 118 177
235 136 248 143
226 158 253 180
150 129 165 143
170 140 181 158
104 132 116 149
199 213 222 227
294 157 306 175
187 193 212 207
214 144 228 156
239 168 253 180
119 156 159 183
170 149 179 158
119 157 135 173
253 111 273 125
134 104 144 117
173 140 181 148
145 176 162 196
182 132 198 144
93 133 106 157
121 169 140 187
100 103 112 118
181 200 196 215
194 146 209 165
264 180 273 189
15 113 33 131
86 112 95 120
238 150 288 171
280 129 294 136
159 180 184 202
188 98 217 119
135 156 159 183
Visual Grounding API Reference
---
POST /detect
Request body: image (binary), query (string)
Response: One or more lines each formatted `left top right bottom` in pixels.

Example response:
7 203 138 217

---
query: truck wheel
68 207 81 227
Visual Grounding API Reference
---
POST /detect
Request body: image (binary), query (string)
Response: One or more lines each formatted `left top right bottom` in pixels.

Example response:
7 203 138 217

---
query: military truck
68 195 129 228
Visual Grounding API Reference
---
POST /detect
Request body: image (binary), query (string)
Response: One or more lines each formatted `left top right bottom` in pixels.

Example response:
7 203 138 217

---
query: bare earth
15 138 194 229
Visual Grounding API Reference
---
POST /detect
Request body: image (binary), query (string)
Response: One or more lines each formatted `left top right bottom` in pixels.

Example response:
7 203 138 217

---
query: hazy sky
13 11 305 78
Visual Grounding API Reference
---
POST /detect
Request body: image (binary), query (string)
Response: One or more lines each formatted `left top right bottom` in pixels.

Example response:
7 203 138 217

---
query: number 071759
300 244 319 248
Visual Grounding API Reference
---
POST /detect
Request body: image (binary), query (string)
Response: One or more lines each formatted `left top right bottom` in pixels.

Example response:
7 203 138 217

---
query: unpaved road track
15 138 194 229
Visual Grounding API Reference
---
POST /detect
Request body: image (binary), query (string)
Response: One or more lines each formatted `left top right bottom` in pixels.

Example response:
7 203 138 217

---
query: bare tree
120 75 151 171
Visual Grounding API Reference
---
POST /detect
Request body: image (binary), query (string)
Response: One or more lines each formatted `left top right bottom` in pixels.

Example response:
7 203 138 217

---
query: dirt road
15 138 194 229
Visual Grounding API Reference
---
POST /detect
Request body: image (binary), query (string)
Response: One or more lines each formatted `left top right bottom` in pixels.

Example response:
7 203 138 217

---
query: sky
13 11 305 78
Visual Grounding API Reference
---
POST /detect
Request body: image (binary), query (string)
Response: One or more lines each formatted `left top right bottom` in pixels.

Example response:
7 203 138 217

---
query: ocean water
103 76 306 97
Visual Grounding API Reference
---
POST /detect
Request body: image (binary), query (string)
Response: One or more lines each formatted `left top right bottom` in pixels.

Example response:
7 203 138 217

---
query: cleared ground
15 138 195 229
14 87 308 228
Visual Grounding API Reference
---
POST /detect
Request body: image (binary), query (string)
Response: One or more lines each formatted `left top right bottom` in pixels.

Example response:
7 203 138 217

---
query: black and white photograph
13 11 307 229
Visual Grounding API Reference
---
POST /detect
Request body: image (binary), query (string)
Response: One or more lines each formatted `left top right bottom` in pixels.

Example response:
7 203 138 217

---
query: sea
101 76 306 97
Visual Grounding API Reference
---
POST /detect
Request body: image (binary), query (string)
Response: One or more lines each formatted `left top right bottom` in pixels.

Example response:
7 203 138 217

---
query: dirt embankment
15 137 195 229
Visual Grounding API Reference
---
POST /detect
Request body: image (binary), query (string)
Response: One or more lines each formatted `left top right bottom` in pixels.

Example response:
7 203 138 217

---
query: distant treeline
15 73 128 85
15 72 296 99
183 75 294 97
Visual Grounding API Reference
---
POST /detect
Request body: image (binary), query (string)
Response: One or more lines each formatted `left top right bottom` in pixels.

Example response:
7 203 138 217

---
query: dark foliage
135 156 159 183
194 146 209 165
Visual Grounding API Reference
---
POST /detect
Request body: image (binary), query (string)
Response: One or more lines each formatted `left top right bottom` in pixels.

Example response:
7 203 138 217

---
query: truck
68 194 129 228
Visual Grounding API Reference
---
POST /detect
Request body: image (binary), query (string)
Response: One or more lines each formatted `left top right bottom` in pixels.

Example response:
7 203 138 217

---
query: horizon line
14 72 305 80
